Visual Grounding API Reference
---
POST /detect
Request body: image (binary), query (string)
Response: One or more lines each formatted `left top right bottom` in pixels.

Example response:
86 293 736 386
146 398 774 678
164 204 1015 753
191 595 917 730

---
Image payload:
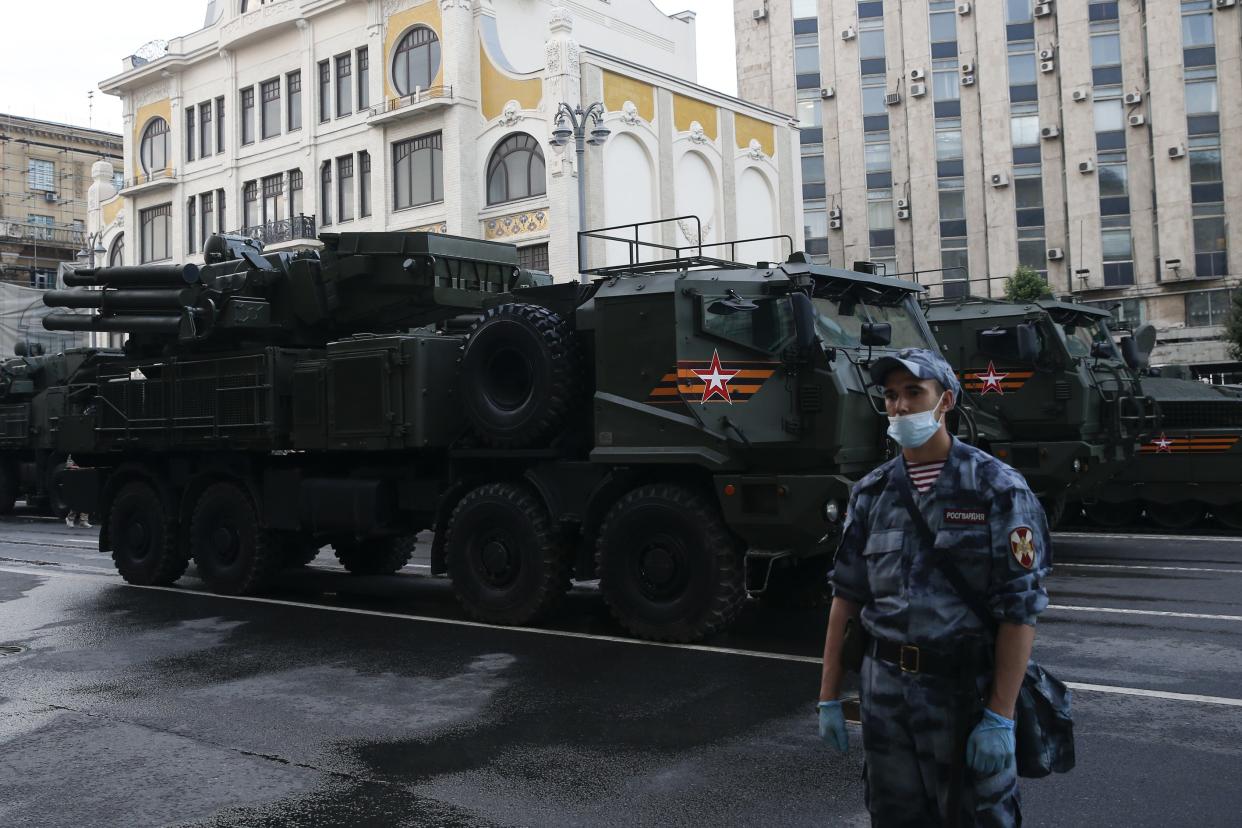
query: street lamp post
548 101 610 283
75 231 108 271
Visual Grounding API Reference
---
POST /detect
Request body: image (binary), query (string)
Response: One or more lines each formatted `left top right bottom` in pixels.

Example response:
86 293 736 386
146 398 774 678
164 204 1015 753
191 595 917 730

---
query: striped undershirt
905 459 946 494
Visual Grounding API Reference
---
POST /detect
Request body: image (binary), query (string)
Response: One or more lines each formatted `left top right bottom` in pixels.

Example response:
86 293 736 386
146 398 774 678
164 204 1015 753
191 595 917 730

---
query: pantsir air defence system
45 222 945 641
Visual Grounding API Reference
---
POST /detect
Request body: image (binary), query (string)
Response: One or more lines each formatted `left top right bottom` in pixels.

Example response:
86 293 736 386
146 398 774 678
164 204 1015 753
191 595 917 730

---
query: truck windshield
1062 319 1115 359
811 295 930 350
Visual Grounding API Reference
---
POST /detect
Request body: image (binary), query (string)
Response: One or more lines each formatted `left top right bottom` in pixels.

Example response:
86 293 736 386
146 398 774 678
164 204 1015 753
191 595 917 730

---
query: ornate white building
89 0 802 283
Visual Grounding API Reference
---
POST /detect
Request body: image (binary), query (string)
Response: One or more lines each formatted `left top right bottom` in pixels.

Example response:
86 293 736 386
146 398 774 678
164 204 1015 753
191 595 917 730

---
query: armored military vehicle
926 297 1158 525
0 345 119 514
45 222 942 642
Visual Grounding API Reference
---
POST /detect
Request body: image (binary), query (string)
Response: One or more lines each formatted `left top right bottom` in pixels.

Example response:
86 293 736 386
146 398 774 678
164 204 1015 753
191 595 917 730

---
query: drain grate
0 644 27 657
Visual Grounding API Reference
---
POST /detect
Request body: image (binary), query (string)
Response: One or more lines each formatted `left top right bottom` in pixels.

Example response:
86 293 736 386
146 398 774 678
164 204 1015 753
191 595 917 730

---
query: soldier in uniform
816 348 1050 827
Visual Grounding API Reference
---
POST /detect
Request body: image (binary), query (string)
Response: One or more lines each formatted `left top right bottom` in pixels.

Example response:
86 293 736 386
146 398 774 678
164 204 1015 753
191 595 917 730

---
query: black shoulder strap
889 466 998 633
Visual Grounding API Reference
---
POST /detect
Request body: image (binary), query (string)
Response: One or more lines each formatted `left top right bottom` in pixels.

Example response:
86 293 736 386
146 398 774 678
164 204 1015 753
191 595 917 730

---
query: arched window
139 118 169 175
393 27 441 96
486 133 546 205
108 234 124 267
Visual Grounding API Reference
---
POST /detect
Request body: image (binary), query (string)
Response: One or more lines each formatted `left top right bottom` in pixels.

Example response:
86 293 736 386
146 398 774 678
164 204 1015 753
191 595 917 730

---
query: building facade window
199 101 213 157
1193 203 1227 277
201 192 214 249
187 196 197 252
318 60 331 123
393 132 443 209
858 17 885 62
1185 67 1219 115
336 53 352 117
359 152 371 217
287 70 302 131
186 106 196 162
929 2 957 45
109 234 125 267
217 189 226 233
337 155 354 222
139 118 169 174
1101 216 1134 286
320 161 332 224
289 169 303 217
801 151 826 185
1008 41 1037 87
139 204 171 263
1090 31 1121 68
486 133 547 205
1093 89 1125 132
864 131 891 173
796 89 822 127
262 174 283 224
1186 288 1233 326
27 159 54 191
517 243 550 271
216 97 225 154
261 78 281 139
861 76 887 116
243 180 259 229
792 0 817 19
795 33 819 76
1182 3 1215 49
393 27 441 96
933 58 959 101
1006 0 1032 24
1011 112 1040 147
1098 152 1128 198
241 87 255 145
357 47 370 110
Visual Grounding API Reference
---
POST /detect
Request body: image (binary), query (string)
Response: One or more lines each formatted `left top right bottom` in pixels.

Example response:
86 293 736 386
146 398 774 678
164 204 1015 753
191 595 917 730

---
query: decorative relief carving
677 217 713 245
747 138 767 160
688 121 708 145
440 0 473 9
410 221 448 233
549 4 574 31
484 210 549 240
499 99 525 126
220 0 295 41
620 100 641 126
134 84 169 109
382 0 413 17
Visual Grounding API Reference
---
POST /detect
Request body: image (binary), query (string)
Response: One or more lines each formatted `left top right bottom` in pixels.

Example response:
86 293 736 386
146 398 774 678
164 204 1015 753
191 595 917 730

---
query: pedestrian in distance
816 348 1051 827
62 455 91 529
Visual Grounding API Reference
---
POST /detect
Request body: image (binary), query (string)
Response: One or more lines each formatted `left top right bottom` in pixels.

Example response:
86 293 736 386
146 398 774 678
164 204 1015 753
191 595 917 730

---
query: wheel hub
212 525 240 565
479 536 517 586
638 534 688 600
125 521 150 558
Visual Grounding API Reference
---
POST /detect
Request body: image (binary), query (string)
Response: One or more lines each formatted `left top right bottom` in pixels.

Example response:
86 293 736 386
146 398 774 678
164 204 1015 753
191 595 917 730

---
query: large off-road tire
444 482 571 625
596 484 746 643
108 479 187 586
1085 500 1141 529
189 482 279 595
332 535 416 575
0 463 16 515
1213 503 1242 532
279 534 323 568
1145 501 1206 531
457 303 582 449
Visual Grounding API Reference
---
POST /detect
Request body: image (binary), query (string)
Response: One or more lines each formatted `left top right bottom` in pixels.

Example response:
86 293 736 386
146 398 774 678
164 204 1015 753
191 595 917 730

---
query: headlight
1072 459 1083 474
824 500 841 523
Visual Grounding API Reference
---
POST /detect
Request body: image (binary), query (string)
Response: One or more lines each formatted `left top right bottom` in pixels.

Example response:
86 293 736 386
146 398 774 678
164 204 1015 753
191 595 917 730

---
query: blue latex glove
817 701 848 753
966 708 1015 776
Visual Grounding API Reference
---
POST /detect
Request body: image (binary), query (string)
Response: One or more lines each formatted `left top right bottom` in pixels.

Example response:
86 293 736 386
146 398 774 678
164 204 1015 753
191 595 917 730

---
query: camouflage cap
870 348 962 398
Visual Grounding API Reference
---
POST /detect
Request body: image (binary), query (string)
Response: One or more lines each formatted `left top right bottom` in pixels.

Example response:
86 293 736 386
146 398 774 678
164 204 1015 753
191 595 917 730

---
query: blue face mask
887 393 946 448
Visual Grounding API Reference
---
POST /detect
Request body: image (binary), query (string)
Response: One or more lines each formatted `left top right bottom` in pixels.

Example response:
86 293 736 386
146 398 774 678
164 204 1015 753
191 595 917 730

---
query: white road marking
1055 531 1241 544
1050 604 1242 622
1058 562 1242 575
3 563 1242 708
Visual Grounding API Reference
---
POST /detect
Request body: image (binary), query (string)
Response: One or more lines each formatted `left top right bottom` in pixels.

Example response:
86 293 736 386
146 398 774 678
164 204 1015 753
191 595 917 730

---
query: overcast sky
0 1 736 135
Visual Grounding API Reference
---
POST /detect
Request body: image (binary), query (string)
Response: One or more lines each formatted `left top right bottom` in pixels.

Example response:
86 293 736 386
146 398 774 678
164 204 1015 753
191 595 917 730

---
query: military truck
45 223 944 641
925 297 1158 525
0 345 119 514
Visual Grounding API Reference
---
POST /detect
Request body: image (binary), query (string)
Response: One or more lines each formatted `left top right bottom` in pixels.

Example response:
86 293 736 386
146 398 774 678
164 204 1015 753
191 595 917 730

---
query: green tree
1226 289 1242 362
1003 265 1053 303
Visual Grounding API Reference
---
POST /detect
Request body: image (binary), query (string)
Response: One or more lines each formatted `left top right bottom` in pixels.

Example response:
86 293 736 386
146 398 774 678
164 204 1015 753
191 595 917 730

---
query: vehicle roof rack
578 216 794 278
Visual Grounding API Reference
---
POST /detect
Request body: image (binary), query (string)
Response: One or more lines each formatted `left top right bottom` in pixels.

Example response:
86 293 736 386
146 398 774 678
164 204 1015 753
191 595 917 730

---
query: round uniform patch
1010 527 1037 569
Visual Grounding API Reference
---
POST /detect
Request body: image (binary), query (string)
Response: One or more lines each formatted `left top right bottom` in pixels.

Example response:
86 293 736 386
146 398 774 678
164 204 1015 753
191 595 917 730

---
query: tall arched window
139 118 169 175
108 234 124 267
486 133 546 205
393 27 441 95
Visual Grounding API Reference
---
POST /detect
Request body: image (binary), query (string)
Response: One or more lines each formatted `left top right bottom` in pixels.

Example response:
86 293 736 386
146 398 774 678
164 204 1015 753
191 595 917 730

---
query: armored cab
926 298 1158 523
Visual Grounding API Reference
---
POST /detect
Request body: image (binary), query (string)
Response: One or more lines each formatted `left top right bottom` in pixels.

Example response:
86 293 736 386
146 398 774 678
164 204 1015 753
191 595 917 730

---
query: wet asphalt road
1 514 1240 827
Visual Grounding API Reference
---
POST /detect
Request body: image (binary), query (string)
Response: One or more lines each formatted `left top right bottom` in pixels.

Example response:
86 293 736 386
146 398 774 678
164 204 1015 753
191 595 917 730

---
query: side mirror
790 292 818 352
1120 336 1142 371
1015 322 1039 363
860 322 892 347
1089 340 1112 359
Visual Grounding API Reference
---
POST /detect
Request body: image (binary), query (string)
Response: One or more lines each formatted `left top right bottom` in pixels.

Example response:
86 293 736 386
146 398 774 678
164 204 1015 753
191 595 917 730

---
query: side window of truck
700 296 796 354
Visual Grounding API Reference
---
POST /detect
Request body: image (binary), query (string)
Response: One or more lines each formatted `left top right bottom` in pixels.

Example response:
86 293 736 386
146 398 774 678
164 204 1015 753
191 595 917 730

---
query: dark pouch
842 616 868 673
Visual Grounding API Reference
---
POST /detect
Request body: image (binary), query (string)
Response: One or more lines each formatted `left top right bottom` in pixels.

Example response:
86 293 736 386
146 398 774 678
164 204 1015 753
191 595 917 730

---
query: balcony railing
121 168 178 190
0 220 85 247
370 86 454 118
230 215 317 246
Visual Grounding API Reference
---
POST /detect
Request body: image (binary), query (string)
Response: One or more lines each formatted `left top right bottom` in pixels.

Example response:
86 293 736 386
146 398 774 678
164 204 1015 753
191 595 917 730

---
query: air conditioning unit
829 218 843 230
1040 60 1055 73
43 192 58 203
752 7 767 21
1041 125 1060 139
1047 247 1065 261
1124 91 1143 105
1079 159 1095 174
821 86 835 99
886 92 902 106
1034 2 1053 17
1215 0 1236 9
896 198 910 210
961 74 976 87
961 61 975 74
1169 144 1186 158
1129 114 1146 127
990 172 1010 188
910 68 926 81
1039 48 1055 61
1071 89 1089 102
911 82 928 97
829 207 842 220
842 27 857 41
896 207 911 220
957 2 972 14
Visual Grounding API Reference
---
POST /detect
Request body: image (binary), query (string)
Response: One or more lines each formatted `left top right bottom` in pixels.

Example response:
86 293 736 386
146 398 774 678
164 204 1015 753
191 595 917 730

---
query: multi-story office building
736 0 1242 378
0 114 123 288
89 0 801 295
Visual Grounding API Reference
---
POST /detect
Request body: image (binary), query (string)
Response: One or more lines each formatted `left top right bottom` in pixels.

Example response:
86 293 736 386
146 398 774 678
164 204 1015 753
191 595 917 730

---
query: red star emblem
974 361 1008 395
1152 433 1174 453
692 350 740 404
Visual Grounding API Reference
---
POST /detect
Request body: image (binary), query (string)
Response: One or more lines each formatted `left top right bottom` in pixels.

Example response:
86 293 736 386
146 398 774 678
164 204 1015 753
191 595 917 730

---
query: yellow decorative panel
480 38 542 121
102 197 123 228
483 209 549 240
408 222 448 233
132 98 172 178
602 71 654 123
735 113 776 159
383 1 444 104
672 93 718 141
